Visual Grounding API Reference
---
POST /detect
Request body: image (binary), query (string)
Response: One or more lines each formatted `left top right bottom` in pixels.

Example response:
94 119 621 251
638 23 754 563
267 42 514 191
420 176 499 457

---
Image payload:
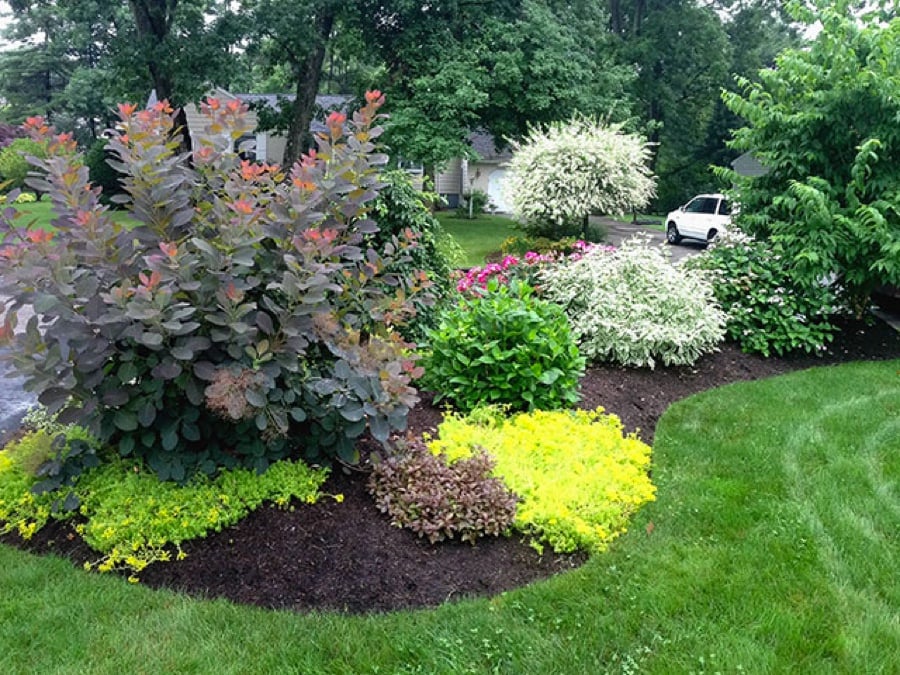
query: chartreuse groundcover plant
0 428 329 578
429 407 656 554
0 92 427 484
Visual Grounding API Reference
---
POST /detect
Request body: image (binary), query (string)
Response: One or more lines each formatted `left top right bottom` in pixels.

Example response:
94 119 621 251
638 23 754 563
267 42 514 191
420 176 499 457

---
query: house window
234 134 256 161
396 158 423 175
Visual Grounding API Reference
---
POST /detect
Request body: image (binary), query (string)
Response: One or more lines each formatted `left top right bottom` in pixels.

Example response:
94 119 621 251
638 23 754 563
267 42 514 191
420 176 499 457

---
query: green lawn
435 212 519 268
2 360 897 673
4 197 135 230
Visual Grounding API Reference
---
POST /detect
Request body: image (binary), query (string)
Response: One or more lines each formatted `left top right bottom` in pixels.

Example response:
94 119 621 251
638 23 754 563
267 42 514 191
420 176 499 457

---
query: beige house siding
435 161 463 205
435 159 510 211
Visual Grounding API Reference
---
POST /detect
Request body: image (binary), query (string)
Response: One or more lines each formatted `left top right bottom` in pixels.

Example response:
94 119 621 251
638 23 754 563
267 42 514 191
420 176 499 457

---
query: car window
684 196 720 214
718 200 731 216
684 198 705 213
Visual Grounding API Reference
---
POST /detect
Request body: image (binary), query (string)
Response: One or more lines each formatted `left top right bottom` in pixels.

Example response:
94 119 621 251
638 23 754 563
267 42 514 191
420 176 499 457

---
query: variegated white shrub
505 117 656 237
540 236 726 368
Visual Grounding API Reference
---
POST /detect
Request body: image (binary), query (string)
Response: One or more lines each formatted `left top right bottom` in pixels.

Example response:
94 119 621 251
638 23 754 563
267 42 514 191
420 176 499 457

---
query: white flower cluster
505 117 657 228
540 236 726 368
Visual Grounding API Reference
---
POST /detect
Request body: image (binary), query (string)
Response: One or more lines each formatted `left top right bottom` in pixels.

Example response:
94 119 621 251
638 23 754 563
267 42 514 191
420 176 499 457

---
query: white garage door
487 169 511 213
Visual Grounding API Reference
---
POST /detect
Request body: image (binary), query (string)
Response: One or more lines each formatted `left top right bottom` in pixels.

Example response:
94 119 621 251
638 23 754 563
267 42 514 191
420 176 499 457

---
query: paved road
0 348 36 446
590 216 705 264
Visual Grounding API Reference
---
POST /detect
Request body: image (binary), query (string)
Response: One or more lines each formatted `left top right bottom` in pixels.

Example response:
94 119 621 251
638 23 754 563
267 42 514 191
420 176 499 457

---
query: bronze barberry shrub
0 94 428 482
368 439 519 544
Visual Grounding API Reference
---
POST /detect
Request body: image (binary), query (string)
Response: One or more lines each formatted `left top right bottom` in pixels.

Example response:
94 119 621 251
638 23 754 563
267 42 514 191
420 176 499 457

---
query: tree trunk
609 0 622 35
282 11 335 168
127 0 191 154
633 0 646 36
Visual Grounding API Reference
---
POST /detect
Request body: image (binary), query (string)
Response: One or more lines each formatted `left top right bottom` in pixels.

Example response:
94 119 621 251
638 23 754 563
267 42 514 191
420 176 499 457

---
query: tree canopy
0 0 802 207
723 0 900 313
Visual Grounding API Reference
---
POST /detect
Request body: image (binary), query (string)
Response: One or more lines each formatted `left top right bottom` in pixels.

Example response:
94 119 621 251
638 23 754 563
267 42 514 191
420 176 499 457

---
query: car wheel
706 228 718 243
666 223 682 244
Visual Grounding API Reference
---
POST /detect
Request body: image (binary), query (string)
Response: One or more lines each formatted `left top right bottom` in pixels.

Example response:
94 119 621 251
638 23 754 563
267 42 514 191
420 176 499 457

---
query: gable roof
234 93 352 134
468 130 513 162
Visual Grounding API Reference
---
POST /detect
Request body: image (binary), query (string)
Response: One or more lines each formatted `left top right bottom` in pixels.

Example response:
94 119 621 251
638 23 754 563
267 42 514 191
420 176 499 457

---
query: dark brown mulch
3 317 899 614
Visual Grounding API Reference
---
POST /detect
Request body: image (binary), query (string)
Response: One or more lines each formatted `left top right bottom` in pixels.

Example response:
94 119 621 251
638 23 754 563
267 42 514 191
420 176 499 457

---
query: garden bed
2 316 898 614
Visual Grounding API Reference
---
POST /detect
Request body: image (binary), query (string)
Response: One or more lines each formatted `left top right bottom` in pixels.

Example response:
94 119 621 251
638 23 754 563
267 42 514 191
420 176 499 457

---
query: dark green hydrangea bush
368 439 519 544
0 93 429 482
422 280 585 412
686 229 839 356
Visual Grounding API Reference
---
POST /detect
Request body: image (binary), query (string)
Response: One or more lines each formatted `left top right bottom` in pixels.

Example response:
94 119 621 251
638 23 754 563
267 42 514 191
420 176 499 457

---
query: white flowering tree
505 117 656 237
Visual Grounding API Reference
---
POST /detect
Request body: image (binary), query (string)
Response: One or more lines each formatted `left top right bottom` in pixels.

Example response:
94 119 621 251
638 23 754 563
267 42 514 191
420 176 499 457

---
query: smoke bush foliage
0 94 428 482
0 123 23 149
506 117 656 237
540 236 726 368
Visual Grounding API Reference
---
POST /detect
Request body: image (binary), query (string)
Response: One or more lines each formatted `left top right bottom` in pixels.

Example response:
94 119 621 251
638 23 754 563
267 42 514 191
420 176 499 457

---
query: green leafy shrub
0 192 37 204
368 439 518 544
721 4 900 315
429 407 656 554
454 188 491 218
540 236 726 368
0 95 425 482
370 170 462 343
0 431 328 578
685 229 838 356
423 280 585 412
83 138 125 205
0 137 47 192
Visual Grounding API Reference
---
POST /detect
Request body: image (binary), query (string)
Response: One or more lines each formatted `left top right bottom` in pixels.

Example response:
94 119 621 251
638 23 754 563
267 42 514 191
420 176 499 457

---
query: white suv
665 193 731 245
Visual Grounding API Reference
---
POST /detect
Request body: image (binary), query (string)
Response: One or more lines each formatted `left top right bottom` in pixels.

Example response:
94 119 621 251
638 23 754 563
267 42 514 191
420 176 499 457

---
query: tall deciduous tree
243 0 342 167
364 0 634 171
723 0 900 314
607 0 799 211
0 0 130 138
127 0 241 151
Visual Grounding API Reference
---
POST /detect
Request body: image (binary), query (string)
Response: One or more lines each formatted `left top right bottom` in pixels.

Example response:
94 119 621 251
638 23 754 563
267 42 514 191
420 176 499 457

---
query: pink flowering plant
0 92 429 483
456 241 609 296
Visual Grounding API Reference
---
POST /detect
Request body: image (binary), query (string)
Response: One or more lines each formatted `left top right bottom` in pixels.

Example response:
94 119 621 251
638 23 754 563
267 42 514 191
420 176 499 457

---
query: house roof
234 93 352 134
468 130 512 162
146 88 353 134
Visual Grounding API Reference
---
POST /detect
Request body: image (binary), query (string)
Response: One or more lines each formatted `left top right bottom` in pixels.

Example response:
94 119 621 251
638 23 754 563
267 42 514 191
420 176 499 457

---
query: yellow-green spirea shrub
428 408 656 554
0 431 329 577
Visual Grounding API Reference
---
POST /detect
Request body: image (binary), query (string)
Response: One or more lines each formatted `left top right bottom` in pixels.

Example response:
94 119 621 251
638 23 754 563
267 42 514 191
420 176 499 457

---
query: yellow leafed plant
429 408 656 554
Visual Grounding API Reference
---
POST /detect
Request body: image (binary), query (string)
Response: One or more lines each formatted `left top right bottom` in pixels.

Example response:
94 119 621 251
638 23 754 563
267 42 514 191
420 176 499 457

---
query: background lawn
434 212 519 268
2 360 897 673
4 197 135 231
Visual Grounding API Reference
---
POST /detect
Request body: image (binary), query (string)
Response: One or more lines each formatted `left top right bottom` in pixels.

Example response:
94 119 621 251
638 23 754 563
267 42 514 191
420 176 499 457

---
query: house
149 89 513 210
730 151 769 178
435 131 513 212
148 87 350 164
